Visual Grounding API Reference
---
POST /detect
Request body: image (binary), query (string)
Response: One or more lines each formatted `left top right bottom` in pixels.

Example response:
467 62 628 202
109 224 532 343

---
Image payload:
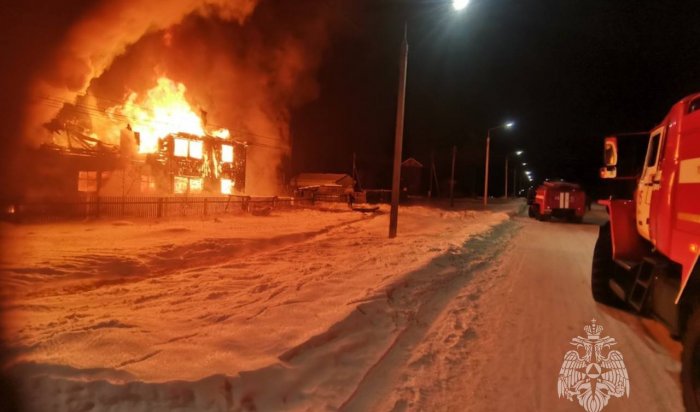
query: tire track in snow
338 220 519 411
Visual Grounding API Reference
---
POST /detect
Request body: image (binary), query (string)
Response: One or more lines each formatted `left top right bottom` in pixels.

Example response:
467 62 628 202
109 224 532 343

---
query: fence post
204 198 208 216
95 195 100 219
157 197 163 218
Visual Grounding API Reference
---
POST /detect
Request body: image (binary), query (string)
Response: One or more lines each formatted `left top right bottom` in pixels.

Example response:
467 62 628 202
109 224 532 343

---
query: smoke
23 0 345 195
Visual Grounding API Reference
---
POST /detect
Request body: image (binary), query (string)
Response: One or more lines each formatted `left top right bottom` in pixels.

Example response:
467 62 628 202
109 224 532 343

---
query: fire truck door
636 127 664 242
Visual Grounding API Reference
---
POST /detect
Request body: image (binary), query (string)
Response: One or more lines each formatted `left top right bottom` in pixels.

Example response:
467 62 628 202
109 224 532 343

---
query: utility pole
428 150 434 198
449 145 456 207
513 167 517 197
504 157 508 198
483 131 490 206
389 25 408 238
352 152 362 191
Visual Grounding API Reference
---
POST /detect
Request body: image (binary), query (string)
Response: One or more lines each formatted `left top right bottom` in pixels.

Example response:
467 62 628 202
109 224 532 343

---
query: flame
109 77 227 153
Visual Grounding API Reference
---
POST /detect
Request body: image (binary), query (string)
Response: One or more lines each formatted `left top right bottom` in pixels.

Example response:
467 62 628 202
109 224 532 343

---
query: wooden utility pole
389 26 408 238
428 151 434 198
504 157 509 198
483 131 490 206
449 145 456 207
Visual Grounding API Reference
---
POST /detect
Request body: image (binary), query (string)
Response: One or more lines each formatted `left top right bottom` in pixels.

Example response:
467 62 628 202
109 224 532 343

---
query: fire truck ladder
628 257 664 312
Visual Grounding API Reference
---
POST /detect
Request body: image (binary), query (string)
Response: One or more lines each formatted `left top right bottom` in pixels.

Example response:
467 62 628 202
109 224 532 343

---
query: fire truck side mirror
604 137 618 167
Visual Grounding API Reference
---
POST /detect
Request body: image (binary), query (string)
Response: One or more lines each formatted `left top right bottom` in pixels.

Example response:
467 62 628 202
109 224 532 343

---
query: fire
109 77 227 153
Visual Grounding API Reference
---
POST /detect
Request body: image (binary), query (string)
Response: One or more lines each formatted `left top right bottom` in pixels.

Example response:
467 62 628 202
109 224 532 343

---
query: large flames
108 77 228 153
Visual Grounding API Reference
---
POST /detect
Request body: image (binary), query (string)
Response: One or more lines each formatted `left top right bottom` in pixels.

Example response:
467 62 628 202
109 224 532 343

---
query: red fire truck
594 93 700 411
527 180 586 223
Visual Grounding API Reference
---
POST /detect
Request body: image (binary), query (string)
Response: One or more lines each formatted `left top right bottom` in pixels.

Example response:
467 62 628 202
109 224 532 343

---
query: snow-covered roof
402 157 424 168
293 173 354 188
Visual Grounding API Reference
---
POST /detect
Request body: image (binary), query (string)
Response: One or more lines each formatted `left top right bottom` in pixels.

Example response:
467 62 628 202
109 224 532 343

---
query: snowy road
359 209 684 412
1 204 684 411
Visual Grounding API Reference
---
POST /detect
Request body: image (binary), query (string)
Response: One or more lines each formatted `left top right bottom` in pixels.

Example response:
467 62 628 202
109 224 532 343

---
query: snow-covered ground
1 205 511 411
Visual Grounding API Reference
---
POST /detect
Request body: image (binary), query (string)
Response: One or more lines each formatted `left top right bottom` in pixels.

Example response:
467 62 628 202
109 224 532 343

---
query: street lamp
389 3 466 238
483 121 514 206
453 0 469 11
504 149 523 198
389 25 409 238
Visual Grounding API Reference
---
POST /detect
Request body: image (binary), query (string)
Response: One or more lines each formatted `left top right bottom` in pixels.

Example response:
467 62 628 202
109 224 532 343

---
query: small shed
291 173 356 197
401 158 424 196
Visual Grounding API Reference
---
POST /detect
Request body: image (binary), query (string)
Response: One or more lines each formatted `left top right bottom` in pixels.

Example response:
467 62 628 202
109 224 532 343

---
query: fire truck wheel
591 223 622 305
682 308 700 412
528 205 537 218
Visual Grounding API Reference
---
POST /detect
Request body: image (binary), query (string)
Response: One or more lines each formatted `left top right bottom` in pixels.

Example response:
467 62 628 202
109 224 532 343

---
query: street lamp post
483 122 514 206
389 2 468 237
389 25 408 239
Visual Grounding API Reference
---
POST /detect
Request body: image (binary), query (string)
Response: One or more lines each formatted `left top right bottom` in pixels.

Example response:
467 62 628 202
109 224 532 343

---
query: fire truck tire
591 223 621 305
682 309 700 412
528 205 535 218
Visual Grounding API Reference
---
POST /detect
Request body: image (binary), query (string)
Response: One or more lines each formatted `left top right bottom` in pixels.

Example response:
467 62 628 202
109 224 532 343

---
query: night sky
2 0 700 198
291 0 700 196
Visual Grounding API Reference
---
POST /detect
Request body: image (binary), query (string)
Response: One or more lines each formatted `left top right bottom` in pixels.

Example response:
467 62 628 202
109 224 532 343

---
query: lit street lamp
483 121 514 206
453 0 470 11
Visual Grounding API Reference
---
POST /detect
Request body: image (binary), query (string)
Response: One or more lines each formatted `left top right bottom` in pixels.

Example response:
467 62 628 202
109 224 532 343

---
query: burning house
137 132 246 196
25 78 247 200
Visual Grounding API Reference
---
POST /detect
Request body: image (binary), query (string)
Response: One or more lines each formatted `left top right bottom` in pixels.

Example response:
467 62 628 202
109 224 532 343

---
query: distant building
290 173 355 197
401 158 424 196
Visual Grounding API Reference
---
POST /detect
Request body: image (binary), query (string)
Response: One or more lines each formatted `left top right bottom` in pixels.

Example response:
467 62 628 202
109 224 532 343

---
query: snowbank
1 205 509 411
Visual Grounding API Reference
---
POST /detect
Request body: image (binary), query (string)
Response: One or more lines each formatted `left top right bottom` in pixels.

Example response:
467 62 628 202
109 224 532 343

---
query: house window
189 177 203 193
189 140 203 160
77 171 98 192
221 145 234 163
174 138 189 157
174 176 189 194
140 175 156 193
221 178 233 194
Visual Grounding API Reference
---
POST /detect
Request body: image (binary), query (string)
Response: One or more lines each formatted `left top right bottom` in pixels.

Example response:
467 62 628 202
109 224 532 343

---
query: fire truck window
689 98 700 114
646 133 661 167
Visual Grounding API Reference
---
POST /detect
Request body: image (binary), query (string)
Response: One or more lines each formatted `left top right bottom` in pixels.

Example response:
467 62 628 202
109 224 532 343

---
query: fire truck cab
594 93 700 411
527 180 586 223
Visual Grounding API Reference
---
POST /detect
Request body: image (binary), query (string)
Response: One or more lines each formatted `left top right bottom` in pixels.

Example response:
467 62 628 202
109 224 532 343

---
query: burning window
221 144 234 163
140 175 157 193
174 138 189 157
221 178 233 195
189 177 204 193
78 171 98 192
174 176 189 194
189 140 203 160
